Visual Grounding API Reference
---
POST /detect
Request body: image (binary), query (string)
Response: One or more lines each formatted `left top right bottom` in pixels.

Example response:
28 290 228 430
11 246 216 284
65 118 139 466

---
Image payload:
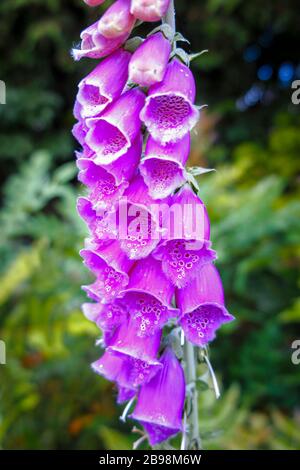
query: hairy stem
163 0 176 34
185 341 201 449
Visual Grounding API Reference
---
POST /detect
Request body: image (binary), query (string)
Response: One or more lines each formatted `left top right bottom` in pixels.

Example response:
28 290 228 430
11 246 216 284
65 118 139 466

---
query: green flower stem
184 340 202 449
164 0 176 34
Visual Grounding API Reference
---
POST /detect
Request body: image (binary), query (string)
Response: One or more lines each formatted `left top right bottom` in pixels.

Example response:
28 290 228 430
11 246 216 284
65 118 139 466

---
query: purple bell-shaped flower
176 263 234 346
130 348 185 445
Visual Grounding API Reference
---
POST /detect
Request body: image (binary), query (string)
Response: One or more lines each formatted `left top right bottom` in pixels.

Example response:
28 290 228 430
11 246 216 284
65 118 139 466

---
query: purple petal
140 134 190 199
92 350 124 382
119 356 162 388
130 348 185 446
168 184 211 241
82 298 128 332
145 133 191 166
76 196 118 243
114 174 166 259
98 0 135 39
122 256 174 305
77 135 141 196
77 48 131 118
72 21 130 61
80 240 132 273
149 58 197 102
120 257 179 335
107 318 162 387
98 134 142 186
109 316 162 360
77 196 102 232
130 0 170 22
81 241 133 303
92 350 140 390
77 158 129 211
176 263 235 346
140 59 199 143
73 99 83 120
72 121 88 146
179 303 233 346
84 0 106 6
121 291 175 336
140 158 186 199
76 143 95 159
153 239 217 288
117 386 136 404
86 89 145 164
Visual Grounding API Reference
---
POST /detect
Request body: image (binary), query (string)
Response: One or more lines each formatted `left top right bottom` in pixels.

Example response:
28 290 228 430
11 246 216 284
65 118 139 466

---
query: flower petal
86 89 145 164
98 0 135 39
77 48 131 118
140 59 199 143
130 348 185 446
130 0 171 22
176 263 235 346
129 32 171 87
72 21 130 61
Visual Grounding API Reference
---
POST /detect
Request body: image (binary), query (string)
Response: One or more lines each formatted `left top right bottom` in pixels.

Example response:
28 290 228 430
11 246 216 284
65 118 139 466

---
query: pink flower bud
83 0 106 6
129 32 171 87
98 0 135 39
72 20 129 61
131 0 171 22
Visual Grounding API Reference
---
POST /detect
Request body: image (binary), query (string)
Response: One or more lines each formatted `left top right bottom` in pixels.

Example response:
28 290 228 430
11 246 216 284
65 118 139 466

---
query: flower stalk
185 341 201 449
163 0 176 35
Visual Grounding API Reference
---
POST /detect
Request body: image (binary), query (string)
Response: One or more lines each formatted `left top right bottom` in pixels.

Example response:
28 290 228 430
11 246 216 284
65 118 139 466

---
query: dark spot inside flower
141 421 180 446
147 94 191 130
120 204 158 259
89 173 118 206
160 239 216 288
141 158 183 198
81 84 108 107
124 292 169 336
181 304 227 346
83 263 127 302
89 121 127 157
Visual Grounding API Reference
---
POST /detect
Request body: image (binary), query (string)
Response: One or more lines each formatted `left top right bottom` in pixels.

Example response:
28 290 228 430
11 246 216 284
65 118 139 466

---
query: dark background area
0 0 299 449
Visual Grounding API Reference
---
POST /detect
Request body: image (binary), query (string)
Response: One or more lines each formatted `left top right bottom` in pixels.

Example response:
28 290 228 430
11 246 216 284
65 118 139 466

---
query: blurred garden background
0 0 300 450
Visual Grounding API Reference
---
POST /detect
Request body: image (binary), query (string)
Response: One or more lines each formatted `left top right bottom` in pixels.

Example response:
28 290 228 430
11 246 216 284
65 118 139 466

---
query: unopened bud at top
129 32 171 87
98 0 135 39
131 0 171 22
83 0 106 6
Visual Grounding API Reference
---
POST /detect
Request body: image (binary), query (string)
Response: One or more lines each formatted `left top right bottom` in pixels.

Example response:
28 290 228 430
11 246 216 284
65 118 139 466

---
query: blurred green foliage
0 0 299 450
